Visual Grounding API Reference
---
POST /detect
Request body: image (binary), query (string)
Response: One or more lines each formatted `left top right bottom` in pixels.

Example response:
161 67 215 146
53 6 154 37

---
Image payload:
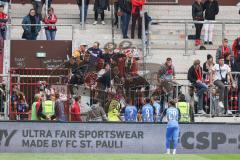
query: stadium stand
0 0 239 122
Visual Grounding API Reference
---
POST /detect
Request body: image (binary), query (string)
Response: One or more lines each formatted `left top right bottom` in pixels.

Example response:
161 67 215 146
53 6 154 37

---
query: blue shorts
166 126 179 141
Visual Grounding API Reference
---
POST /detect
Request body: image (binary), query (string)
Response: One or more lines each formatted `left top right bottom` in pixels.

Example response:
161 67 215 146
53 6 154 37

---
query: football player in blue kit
124 98 138 122
152 96 161 122
141 98 154 122
161 99 181 155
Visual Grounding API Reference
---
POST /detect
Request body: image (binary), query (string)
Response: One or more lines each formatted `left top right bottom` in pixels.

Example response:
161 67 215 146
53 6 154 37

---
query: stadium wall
0 122 240 154
10 40 71 68
12 0 238 6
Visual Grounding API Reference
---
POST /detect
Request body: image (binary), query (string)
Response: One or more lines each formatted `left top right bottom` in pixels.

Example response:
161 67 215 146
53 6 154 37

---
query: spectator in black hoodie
203 0 219 45
192 0 204 46
76 0 89 24
119 0 132 39
188 59 208 114
93 0 110 25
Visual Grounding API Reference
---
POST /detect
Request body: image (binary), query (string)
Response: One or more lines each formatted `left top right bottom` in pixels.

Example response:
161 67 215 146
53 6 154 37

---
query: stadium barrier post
81 0 85 29
184 22 188 56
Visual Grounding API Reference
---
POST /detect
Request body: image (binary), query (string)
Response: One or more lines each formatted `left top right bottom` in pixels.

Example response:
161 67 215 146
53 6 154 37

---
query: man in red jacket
131 0 145 39
0 5 8 40
232 36 240 60
71 96 81 122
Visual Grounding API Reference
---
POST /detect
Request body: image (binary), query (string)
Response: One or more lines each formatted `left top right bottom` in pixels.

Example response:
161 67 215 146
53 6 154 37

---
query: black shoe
209 41 213 45
123 36 129 39
114 21 118 26
204 41 208 45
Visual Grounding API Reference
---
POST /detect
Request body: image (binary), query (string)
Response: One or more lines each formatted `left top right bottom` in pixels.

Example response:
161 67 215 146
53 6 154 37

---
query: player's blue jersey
166 107 180 127
153 101 161 122
141 104 154 122
124 105 138 122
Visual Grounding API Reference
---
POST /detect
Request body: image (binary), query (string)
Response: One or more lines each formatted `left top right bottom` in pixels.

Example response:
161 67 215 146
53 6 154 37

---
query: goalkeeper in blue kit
161 100 181 155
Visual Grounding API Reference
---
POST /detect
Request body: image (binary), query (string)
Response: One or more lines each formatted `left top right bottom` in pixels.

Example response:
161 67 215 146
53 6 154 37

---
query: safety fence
6 24 74 41
9 68 70 120
147 20 240 55
3 67 240 121
0 74 9 120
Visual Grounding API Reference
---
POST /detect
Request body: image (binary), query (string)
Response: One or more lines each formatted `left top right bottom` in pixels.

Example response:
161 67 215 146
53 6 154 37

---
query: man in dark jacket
22 9 41 40
51 93 66 122
76 0 89 23
119 0 132 39
203 0 219 45
188 59 208 114
192 0 204 46
93 0 110 25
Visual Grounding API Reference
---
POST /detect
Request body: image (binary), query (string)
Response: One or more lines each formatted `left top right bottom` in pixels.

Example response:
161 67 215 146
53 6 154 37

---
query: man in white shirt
210 56 234 114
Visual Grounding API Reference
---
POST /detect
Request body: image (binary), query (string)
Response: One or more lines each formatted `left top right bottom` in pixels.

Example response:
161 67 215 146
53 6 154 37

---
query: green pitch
0 154 240 160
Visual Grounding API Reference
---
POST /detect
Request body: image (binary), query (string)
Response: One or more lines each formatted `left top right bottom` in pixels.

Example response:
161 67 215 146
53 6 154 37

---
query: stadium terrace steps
9 4 239 73
11 4 240 20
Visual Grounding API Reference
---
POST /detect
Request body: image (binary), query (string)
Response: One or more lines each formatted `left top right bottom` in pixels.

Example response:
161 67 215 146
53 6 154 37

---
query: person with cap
176 94 194 122
210 56 235 115
43 7 57 40
203 54 215 83
187 59 208 114
72 43 88 60
216 38 234 65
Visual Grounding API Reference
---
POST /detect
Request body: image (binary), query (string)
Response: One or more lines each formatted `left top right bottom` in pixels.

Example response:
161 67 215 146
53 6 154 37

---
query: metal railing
6 24 74 40
147 20 240 55
146 0 178 4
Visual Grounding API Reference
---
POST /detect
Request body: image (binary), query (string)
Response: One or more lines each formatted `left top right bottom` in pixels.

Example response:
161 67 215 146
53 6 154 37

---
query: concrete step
11 4 240 20
146 49 216 72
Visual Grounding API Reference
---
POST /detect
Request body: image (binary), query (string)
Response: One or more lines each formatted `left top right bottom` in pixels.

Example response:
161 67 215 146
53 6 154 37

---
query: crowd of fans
188 37 240 116
5 0 147 40
0 0 240 122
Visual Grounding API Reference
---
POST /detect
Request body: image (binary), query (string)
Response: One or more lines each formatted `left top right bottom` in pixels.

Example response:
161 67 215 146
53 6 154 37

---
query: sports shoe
227 110 233 115
101 21 105 25
165 149 170 155
93 21 98 25
172 149 176 155
218 101 224 108
197 110 206 115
